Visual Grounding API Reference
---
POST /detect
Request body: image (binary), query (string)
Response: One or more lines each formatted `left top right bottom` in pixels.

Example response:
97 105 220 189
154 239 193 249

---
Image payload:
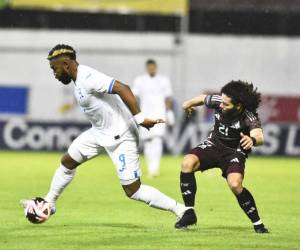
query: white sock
130 184 186 217
253 220 263 226
44 164 76 205
144 137 163 175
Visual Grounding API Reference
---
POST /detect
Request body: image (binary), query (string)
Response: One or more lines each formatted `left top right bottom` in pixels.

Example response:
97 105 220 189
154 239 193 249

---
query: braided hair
47 44 76 60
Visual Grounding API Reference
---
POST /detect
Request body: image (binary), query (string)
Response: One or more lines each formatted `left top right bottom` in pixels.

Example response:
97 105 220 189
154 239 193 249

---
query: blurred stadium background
0 1 300 250
0 0 299 156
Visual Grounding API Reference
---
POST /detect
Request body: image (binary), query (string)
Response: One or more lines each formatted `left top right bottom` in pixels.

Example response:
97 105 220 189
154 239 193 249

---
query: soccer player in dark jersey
175 80 269 233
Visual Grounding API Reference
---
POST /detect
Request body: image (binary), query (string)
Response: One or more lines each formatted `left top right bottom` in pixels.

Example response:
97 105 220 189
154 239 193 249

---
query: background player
21 44 187 224
175 81 269 233
132 59 175 177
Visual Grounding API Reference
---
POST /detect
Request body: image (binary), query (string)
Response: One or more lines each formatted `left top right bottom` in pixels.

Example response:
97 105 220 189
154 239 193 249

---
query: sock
180 172 197 207
130 184 186 217
235 188 261 224
144 137 163 176
44 164 76 204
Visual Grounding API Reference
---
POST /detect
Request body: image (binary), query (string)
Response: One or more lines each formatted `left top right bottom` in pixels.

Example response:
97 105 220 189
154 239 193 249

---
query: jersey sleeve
87 70 116 94
245 111 262 130
204 94 222 109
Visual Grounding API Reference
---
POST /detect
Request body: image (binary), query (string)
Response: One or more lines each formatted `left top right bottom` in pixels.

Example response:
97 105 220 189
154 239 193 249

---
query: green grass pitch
0 151 299 250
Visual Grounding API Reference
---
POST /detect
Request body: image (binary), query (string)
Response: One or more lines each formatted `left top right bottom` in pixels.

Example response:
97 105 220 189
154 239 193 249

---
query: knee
181 154 199 173
228 180 243 195
122 180 141 198
61 153 80 170
125 189 135 198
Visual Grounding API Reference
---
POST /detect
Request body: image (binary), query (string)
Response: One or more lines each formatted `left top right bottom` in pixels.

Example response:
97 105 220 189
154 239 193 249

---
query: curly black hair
221 80 261 114
47 44 76 60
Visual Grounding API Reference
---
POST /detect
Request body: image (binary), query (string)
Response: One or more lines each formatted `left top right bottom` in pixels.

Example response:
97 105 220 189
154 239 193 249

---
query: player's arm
240 128 264 150
250 128 264 146
182 94 207 115
165 97 175 125
111 80 164 129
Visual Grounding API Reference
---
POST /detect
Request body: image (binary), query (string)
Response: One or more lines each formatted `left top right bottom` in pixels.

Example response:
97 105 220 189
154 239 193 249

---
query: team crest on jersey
75 87 89 107
230 121 241 129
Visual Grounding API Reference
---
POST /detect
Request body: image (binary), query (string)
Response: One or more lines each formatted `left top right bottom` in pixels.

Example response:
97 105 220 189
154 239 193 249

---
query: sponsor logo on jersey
230 158 239 163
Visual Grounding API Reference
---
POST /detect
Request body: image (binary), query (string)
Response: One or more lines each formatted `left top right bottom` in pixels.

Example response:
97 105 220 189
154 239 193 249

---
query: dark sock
180 172 197 207
235 188 261 223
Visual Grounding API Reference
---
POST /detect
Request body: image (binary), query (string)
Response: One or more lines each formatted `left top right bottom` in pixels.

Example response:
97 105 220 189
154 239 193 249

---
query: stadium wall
0 117 299 156
0 29 299 155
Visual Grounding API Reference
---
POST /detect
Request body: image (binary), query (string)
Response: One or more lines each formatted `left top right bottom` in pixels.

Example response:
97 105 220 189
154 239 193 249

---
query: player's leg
20 152 80 215
106 133 187 220
122 179 186 218
44 129 102 207
43 153 80 207
180 154 200 207
226 170 269 233
176 142 219 228
174 154 199 228
143 137 163 177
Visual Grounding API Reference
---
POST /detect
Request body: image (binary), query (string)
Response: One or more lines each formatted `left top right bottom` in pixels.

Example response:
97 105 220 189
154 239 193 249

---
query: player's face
220 94 240 117
49 59 72 85
146 63 157 77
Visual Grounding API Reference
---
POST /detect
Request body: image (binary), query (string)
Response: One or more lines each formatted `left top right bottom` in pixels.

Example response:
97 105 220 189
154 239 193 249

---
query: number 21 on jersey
219 123 229 136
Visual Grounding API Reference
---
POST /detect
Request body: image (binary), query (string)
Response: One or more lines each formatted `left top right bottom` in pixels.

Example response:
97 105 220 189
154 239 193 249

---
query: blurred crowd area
0 0 299 156
2 0 300 35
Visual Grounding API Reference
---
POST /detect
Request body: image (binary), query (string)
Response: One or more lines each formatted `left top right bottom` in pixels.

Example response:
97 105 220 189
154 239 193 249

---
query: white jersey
132 73 172 138
132 74 172 119
74 65 136 146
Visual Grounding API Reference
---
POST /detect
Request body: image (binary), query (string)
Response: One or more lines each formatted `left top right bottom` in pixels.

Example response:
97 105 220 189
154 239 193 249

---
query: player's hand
240 132 253 150
140 118 165 130
182 102 196 116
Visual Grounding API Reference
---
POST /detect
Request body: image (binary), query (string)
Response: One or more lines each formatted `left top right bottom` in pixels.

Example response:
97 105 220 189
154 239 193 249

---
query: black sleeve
245 111 262 130
204 94 221 109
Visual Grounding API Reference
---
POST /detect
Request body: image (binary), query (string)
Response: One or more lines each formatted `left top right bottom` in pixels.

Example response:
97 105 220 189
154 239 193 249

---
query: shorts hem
120 177 140 185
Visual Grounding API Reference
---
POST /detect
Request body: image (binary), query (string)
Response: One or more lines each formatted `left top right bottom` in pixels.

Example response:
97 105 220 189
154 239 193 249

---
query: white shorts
68 128 141 185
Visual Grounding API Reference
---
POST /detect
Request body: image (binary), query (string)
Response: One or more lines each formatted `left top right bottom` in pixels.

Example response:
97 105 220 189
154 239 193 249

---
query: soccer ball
24 197 50 224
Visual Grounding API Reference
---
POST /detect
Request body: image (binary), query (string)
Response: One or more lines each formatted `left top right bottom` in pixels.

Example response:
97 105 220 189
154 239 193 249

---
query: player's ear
236 103 242 111
62 60 70 71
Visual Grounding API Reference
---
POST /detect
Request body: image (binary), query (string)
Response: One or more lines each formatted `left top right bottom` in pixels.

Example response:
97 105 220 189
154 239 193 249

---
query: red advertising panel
259 96 300 123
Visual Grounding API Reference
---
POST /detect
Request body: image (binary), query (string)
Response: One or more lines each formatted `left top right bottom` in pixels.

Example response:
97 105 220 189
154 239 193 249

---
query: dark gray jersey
204 94 262 154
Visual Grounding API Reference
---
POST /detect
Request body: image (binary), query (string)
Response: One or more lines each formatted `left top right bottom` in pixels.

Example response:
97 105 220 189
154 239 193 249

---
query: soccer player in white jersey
132 59 175 177
21 44 187 227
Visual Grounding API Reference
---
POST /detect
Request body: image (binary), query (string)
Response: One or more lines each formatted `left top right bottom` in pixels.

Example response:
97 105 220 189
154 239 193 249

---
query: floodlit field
0 152 299 250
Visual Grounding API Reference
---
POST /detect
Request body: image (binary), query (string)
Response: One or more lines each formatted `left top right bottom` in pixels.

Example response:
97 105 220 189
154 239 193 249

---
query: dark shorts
188 141 246 178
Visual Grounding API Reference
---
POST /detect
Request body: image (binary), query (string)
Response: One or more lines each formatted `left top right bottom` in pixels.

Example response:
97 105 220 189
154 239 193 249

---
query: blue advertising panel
0 86 28 114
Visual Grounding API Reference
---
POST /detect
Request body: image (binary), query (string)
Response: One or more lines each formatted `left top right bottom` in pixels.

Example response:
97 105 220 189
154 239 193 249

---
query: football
24 197 50 224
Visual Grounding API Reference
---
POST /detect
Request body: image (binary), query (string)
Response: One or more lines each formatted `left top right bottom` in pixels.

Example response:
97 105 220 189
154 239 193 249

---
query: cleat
175 208 197 229
254 224 269 234
49 205 56 215
20 198 56 215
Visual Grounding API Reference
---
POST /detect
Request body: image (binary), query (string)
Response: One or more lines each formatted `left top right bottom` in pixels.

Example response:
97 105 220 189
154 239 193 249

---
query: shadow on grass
98 222 148 229
44 222 147 230
175 225 250 235
202 225 249 232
